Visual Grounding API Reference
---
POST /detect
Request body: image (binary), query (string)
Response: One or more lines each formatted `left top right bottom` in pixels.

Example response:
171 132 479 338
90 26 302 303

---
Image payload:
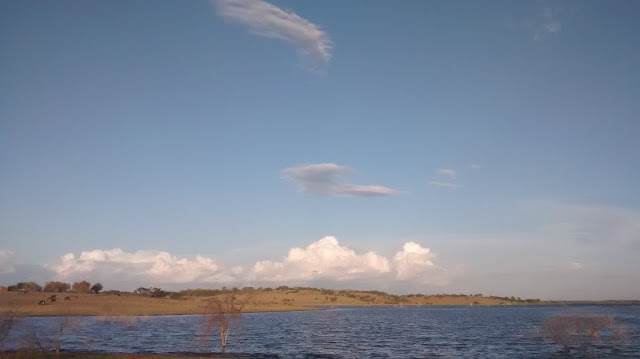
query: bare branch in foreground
0 306 23 351
201 290 254 350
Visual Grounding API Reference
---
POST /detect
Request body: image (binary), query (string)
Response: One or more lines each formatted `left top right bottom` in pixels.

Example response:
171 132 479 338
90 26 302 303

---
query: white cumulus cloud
283 163 397 197
215 0 332 70
51 249 234 284
250 236 447 286
250 236 391 282
0 250 16 274
48 237 448 290
393 242 439 281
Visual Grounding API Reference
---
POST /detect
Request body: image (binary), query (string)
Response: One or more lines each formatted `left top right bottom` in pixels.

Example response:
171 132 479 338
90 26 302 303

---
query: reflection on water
4 306 639 358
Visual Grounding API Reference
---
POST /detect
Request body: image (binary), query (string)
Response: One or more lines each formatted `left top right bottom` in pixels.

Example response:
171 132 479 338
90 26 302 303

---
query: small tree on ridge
72 281 91 293
44 281 70 293
90 283 103 294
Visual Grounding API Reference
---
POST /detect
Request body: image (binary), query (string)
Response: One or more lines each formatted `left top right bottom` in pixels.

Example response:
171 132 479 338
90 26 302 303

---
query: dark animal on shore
38 300 46 305
50 298 56 303
49 295 57 300
24 290 29 294
64 296 71 301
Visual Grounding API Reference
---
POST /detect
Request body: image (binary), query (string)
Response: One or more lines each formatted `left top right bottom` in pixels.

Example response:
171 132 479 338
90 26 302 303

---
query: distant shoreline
1 288 638 317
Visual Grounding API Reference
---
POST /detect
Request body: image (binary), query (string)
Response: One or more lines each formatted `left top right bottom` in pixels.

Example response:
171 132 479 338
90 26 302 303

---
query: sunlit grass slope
0 287 544 317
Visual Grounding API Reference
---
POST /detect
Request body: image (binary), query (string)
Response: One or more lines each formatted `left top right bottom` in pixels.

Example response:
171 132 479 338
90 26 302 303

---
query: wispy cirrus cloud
428 181 463 188
567 261 584 270
283 163 397 197
532 7 562 41
215 0 332 70
506 3 573 41
538 202 640 248
436 169 457 180
520 5 565 41
428 168 463 188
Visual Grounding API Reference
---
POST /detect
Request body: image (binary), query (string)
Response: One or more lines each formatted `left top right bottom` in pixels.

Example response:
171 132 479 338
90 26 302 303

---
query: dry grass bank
0 291 320 317
0 288 538 317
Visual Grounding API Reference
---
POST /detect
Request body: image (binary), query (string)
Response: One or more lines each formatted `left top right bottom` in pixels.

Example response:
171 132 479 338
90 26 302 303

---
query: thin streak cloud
539 202 640 247
283 163 397 197
567 262 584 270
429 168 463 188
436 169 457 180
428 181 463 188
215 0 332 70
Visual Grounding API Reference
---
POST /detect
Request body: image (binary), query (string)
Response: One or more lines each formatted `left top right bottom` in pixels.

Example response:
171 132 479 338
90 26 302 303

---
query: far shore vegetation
1 281 638 317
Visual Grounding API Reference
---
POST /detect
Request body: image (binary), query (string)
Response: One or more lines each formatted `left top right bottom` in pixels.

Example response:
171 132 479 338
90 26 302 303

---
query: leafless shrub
96 314 113 324
0 306 23 351
18 305 80 357
51 313 80 355
611 325 627 344
21 322 49 356
113 316 138 330
97 303 118 324
541 312 627 354
201 290 253 350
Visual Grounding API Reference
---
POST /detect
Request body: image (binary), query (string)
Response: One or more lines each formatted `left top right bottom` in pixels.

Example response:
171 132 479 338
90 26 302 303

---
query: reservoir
4 305 639 358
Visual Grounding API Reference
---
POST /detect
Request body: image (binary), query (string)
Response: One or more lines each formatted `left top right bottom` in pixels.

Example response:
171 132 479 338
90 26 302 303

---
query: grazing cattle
64 296 71 301
38 300 46 305
49 295 57 300
50 298 56 303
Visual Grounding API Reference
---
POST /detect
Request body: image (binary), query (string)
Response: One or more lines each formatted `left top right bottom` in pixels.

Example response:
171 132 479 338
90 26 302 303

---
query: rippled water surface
5 306 640 358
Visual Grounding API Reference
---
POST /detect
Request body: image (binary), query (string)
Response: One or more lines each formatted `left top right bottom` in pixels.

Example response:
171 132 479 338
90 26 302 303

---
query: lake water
4 305 639 358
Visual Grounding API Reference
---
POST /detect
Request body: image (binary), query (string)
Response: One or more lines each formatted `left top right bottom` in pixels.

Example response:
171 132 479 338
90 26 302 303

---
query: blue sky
1 0 639 300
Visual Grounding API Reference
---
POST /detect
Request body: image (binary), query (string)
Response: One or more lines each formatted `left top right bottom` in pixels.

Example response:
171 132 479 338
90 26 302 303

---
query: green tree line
5 281 103 293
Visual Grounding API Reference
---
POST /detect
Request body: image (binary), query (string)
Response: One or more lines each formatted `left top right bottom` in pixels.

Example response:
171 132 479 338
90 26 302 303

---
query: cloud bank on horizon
48 237 447 289
2 201 639 299
0 250 15 274
215 0 332 70
284 163 398 197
